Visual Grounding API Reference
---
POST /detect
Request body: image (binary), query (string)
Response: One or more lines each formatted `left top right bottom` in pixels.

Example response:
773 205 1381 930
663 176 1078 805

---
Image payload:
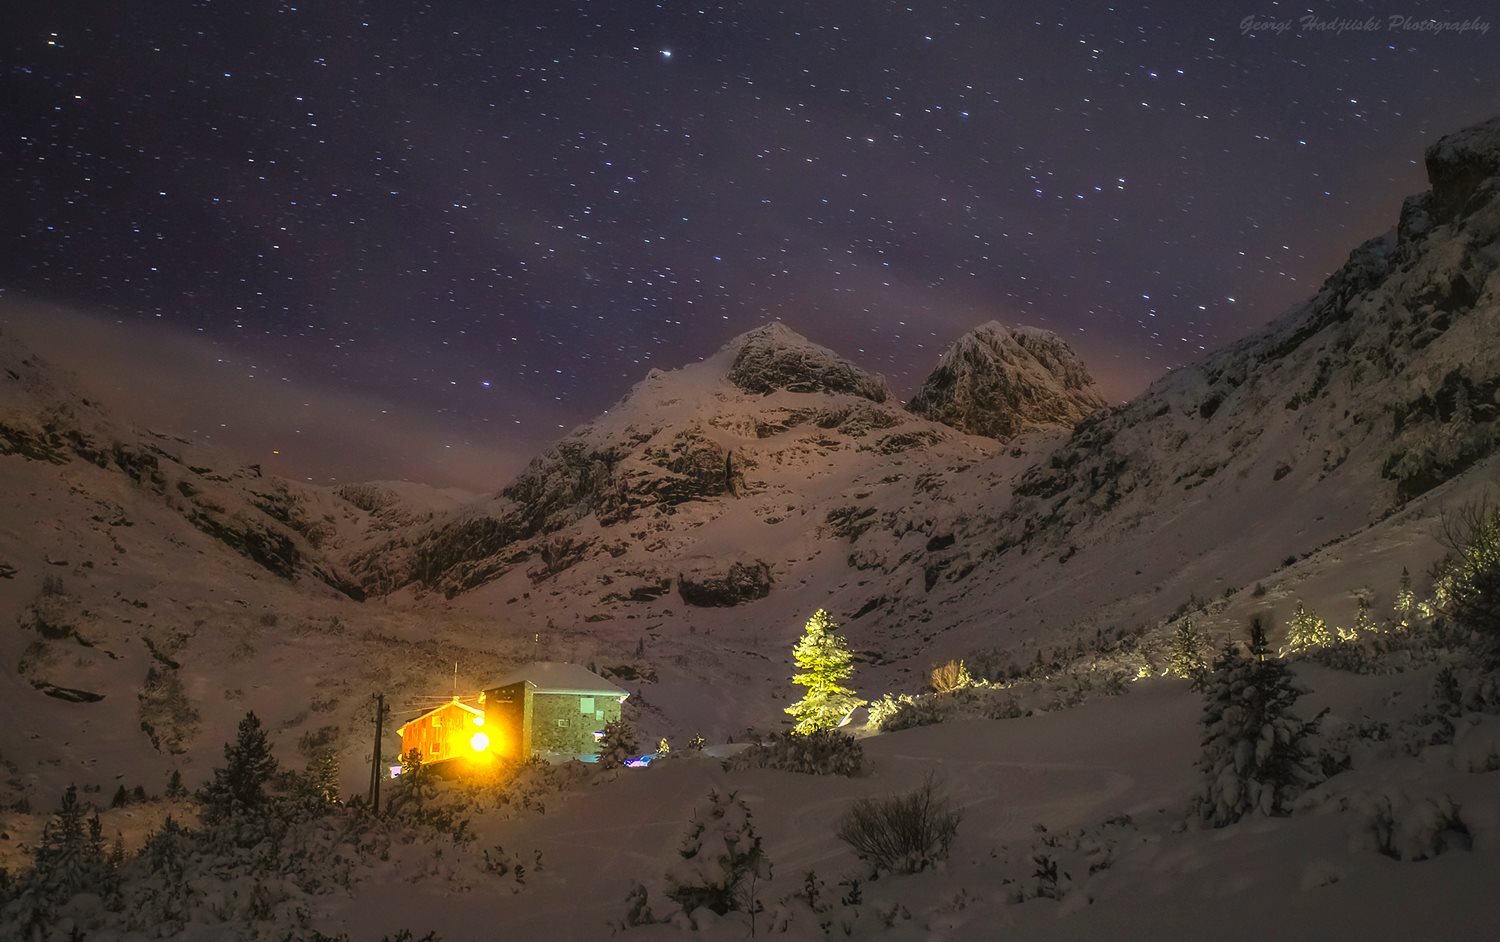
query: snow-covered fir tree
1195 615 1326 827
598 717 639 770
665 789 772 916
785 609 866 734
1166 617 1209 683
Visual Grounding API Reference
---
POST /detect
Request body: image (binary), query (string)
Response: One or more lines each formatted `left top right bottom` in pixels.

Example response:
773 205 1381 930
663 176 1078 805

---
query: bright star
659 49 672 59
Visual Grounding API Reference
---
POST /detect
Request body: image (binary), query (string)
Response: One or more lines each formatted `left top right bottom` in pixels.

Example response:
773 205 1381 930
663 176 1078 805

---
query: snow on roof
395 697 484 735
483 661 629 697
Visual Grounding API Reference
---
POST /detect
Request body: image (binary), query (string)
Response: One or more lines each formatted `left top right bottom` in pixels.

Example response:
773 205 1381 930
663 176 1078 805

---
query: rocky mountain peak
1424 114 1500 224
907 321 1106 440
725 322 889 403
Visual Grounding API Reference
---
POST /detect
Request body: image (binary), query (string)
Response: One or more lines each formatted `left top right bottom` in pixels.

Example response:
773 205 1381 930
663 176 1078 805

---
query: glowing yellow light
470 731 490 752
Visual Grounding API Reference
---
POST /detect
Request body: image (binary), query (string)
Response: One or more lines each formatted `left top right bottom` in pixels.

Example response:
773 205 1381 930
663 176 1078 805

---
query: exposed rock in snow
907 321 1107 440
676 555 773 607
726 322 889 402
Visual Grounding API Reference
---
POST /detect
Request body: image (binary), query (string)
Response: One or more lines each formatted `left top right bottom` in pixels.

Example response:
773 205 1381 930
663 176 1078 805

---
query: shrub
929 659 973 694
724 730 864 776
834 774 961 874
1354 790 1472 861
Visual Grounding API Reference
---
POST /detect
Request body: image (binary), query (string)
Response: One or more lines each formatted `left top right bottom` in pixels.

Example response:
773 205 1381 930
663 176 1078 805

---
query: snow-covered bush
1352 789 1472 861
1195 617 1325 827
834 774 961 874
994 815 1138 907
616 881 658 929
881 694 950 731
480 843 534 891
723 729 865 776
664 789 772 917
765 870 908 936
597 717 640 771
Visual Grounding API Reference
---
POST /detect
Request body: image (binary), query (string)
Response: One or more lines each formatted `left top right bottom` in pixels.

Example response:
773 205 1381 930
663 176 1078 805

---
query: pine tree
665 789 772 916
1196 616 1325 827
164 769 187 800
199 711 279 824
656 737 672 758
306 748 341 803
1341 597 1377 643
1166 617 1208 684
785 610 866 735
1394 567 1416 630
1432 500 1500 661
8 786 116 931
1281 602 1331 656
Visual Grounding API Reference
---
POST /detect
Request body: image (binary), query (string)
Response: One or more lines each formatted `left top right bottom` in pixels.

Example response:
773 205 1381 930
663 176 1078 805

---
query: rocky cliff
907 322 1107 440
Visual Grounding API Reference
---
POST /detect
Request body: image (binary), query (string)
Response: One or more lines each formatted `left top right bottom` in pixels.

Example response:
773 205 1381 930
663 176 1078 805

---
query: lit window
579 697 595 713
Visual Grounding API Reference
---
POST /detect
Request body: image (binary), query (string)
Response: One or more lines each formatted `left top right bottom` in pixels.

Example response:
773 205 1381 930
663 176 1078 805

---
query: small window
595 709 604 721
432 714 443 728
557 718 570 728
579 697 595 713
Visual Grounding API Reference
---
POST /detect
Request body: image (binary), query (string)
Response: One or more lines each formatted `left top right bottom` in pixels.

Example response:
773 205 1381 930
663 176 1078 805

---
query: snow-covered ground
315 668 1496 941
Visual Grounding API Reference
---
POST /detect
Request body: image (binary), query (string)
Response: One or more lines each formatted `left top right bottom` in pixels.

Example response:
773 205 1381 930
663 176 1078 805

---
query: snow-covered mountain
907 321 1107 440
1 114 1498 806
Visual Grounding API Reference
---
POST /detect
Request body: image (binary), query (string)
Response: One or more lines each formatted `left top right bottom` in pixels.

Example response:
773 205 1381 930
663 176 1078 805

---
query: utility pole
369 693 386 814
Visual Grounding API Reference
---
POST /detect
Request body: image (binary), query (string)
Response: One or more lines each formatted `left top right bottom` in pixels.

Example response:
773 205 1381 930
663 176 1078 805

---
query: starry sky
2 1 1497 489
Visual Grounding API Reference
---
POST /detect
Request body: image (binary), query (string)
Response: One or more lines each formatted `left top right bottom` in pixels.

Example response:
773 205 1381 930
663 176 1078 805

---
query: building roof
395 697 484 735
483 661 629 698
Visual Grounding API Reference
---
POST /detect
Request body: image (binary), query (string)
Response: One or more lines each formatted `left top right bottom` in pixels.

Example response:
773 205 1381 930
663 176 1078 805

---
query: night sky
2 1 1497 489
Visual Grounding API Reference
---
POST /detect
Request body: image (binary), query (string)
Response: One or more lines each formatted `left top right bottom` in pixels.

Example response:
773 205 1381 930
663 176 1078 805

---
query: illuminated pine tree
1393 567 1416 630
1281 602 1331 656
785 610 865 735
1166 617 1209 684
1342 597 1377 642
1432 500 1500 663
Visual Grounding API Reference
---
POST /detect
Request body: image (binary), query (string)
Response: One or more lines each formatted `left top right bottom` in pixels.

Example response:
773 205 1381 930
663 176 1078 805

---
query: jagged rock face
728 323 889 403
1425 115 1500 224
677 555 772 606
907 322 1107 441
